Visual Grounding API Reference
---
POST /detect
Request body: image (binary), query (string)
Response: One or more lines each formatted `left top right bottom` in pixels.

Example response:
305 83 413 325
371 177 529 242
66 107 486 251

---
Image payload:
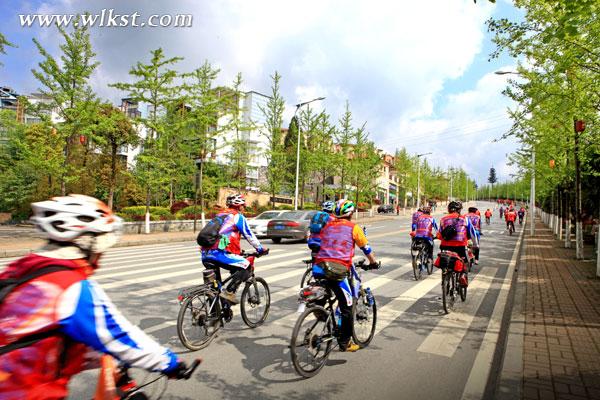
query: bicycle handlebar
240 249 269 258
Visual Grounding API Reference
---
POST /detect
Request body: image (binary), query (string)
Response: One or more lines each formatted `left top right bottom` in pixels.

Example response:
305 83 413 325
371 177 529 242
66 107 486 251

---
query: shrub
276 205 294 211
357 202 370 212
119 206 174 221
302 202 319 210
170 201 190 214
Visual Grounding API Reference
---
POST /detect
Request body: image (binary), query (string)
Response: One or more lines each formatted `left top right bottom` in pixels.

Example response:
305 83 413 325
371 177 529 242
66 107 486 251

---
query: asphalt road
0 202 522 400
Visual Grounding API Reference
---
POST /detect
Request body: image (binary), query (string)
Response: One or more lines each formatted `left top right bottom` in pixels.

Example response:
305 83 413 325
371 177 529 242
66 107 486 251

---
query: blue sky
0 0 524 186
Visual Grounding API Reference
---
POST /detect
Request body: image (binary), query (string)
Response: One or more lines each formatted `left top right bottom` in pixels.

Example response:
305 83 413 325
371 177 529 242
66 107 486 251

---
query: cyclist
312 199 379 352
308 200 336 254
411 207 424 232
437 201 477 286
505 206 517 232
518 207 526 225
412 206 438 264
499 205 505 219
484 209 492 225
0 195 190 400
201 194 268 304
465 207 481 265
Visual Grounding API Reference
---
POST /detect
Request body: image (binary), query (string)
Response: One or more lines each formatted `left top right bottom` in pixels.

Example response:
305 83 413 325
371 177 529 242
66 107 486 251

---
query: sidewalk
0 213 399 258
498 218 600 400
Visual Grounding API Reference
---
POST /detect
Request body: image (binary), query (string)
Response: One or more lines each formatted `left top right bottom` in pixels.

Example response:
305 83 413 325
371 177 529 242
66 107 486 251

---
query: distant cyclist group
1 192 525 397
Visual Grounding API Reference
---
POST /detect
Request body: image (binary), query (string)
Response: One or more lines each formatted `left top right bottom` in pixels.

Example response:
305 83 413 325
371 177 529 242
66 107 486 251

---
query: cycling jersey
437 213 477 247
0 253 178 400
411 211 423 231
315 218 371 268
505 211 517 222
484 210 492 218
466 212 481 232
414 214 438 240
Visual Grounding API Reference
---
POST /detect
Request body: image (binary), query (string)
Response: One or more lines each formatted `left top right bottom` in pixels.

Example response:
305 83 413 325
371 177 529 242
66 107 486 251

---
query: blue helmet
322 200 335 213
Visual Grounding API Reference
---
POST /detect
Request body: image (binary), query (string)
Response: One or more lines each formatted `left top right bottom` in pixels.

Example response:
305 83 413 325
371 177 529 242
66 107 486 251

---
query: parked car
377 204 394 213
247 210 287 238
267 210 318 243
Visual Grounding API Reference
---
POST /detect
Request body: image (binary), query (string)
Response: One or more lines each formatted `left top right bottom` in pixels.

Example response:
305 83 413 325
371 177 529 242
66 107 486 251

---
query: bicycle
290 260 379 378
411 237 433 280
102 357 201 399
176 251 270 351
507 221 515 236
299 257 315 288
485 216 491 225
436 251 468 314
466 242 475 273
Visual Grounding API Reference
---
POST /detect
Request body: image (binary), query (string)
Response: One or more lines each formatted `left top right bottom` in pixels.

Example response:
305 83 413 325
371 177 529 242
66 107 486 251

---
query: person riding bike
505 207 517 232
517 207 525 225
465 207 481 265
200 194 268 305
411 207 424 232
411 206 438 264
484 209 492 224
311 199 379 352
437 201 477 286
0 195 190 400
499 205 505 219
308 200 336 254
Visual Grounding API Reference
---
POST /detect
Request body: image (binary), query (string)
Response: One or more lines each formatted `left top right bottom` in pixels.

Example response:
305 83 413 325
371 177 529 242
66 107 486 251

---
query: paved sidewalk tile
521 219 600 400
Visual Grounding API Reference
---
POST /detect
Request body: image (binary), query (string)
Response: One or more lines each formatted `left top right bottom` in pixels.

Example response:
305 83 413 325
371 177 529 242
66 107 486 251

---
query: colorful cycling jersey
437 213 477 247
484 210 492 218
518 209 525 217
466 212 481 232
505 211 517 222
0 253 178 400
208 209 262 255
414 214 438 240
315 218 371 268
411 211 423 231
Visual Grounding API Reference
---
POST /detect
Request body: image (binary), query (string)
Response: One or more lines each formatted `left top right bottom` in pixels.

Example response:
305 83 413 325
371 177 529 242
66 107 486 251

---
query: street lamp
416 152 431 209
293 96 325 210
193 157 204 232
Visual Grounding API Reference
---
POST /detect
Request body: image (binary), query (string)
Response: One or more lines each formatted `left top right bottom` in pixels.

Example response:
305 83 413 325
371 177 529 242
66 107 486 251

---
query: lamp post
293 96 325 210
193 157 204 232
415 152 431 209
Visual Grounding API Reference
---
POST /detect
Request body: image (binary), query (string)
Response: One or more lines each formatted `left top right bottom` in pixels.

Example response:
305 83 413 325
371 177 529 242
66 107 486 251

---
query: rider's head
448 201 462 213
421 206 432 215
322 200 335 214
31 194 123 261
333 199 355 219
468 207 477 213
226 194 246 210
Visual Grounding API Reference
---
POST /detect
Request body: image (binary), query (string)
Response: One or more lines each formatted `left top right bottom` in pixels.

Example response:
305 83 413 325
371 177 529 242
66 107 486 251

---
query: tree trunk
574 126 584 259
565 190 571 248
108 143 117 210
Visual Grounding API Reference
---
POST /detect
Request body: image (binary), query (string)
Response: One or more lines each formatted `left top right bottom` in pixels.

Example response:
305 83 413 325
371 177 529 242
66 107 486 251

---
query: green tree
111 48 182 230
31 23 99 195
260 71 286 208
0 32 15 66
225 73 253 190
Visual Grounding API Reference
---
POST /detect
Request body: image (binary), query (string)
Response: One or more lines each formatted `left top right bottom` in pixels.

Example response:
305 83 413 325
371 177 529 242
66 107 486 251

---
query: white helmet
226 194 246 207
31 195 123 245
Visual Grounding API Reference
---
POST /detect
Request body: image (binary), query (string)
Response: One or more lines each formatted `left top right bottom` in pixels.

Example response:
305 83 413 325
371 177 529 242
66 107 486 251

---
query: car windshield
255 211 281 220
279 211 304 220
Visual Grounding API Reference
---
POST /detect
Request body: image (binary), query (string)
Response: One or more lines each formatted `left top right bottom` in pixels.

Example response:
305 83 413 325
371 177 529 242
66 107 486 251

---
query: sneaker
219 290 239 305
474 259 479 265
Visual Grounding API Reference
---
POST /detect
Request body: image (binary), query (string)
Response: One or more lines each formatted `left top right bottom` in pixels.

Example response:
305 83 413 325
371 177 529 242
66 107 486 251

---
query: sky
0 0 525 187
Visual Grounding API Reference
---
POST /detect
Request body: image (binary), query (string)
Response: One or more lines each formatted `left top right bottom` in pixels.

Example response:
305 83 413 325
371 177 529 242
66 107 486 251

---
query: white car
248 210 287 238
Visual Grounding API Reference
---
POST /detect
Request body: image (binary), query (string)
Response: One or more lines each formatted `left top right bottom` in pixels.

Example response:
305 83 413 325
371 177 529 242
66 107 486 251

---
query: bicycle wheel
459 278 467 302
352 290 377 347
426 250 434 275
442 272 455 314
240 277 270 328
290 306 334 378
177 290 219 350
300 267 313 288
412 248 422 281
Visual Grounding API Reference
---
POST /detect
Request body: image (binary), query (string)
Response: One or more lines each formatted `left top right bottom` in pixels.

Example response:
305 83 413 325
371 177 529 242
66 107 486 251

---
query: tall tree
335 101 356 198
0 32 15 66
31 23 99 195
111 48 182 230
225 73 253 190
259 71 286 208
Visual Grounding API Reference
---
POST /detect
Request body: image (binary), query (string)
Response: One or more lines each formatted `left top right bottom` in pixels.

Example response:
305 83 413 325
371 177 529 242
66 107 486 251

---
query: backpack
196 214 228 248
441 222 457 241
0 265 73 355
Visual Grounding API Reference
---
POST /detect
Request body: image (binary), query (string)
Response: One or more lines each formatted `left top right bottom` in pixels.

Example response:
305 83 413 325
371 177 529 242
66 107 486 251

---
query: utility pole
530 149 535 236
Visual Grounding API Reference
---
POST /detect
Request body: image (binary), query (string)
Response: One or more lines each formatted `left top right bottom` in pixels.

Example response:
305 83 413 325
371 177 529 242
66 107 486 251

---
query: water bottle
366 287 374 306
335 306 342 329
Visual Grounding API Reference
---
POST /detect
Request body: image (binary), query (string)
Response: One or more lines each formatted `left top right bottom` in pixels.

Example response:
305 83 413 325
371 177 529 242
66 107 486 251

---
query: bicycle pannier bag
318 261 348 281
196 214 227 248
